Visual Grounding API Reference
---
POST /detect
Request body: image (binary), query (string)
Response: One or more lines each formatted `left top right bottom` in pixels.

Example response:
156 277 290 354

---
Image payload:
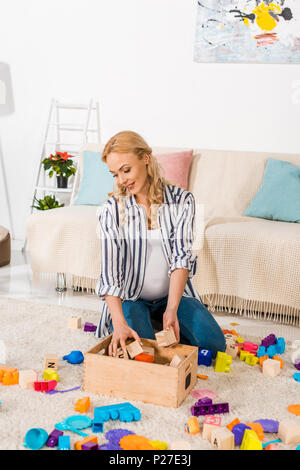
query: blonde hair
102 130 172 229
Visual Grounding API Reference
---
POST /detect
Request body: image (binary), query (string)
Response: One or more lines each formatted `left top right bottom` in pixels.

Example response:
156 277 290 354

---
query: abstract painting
194 1 300 63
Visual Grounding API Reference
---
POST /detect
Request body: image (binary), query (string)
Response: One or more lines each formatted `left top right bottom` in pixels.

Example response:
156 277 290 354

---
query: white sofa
26 147 300 325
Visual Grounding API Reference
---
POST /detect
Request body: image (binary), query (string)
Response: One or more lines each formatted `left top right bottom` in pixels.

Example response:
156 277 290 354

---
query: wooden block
67 316 81 329
116 347 129 359
169 354 185 368
211 427 235 450
202 423 220 440
262 358 281 377
278 419 300 444
45 354 58 370
19 369 38 389
126 340 143 359
225 343 238 359
155 328 177 347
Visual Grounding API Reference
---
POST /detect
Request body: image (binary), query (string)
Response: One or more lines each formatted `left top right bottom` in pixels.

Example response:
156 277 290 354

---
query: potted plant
42 151 76 188
32 195 64 210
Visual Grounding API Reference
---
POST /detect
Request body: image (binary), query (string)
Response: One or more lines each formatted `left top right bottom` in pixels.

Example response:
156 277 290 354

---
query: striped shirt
95 183 203 338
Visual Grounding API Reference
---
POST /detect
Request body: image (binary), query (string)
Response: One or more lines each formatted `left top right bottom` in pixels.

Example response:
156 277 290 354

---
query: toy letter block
126 340 143 359
240 429 262 450
44 355 58 370
211 427 234 450
155 328 177 347
204 415 222 426
74 435 98 450
67 316 81 329
74 396 90 413
278 419 300 444
170 354 185 368
214 351 232 373
225 343 238 359
202 423 220 440
262 358 281 377
19 370 38 389
198 349 212 366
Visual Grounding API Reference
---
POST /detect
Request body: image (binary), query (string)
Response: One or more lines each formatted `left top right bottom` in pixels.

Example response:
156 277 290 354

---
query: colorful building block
257 346 267 358
191 401 229 417
211 427 235 450
198 349 212 366
262 358 281 377
273 355 284 368
0 366 19 385
83 322 97 332
43 368 59 382
34 380 57 392
245 422 264 440
278 419 300 444
67 316 81 329
155 328 177 347
227 418 240 431
74 435 98 451
254 419 279 433
240 429 262 450
265 443 279 450
134 345 155 363
46 429 64 448
92 420 104 433
232 423 251 446
275 337 285 354
19 370 38 389
244 354 259 366
266 344 277 358
44 355 58 370
243 341 258 354
82 441 99 450
185 417 200 434
74 396 90 413
214 351 232 373
94 402 141 422
261 334 277 348
58 435 70 450
204 415 222 426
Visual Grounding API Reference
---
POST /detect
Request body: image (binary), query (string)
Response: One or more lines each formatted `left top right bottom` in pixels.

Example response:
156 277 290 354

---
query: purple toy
82 442 99 450
84 322 97 332
105 429 135 446
261 334 277 348
99 442 122 450
295 360 300 371
191 401 229 417
254 419 279 433
232 423 251 446
46 429 64 447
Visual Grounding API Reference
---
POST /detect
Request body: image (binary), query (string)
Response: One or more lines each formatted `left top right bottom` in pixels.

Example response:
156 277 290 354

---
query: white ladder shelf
22 98 101 251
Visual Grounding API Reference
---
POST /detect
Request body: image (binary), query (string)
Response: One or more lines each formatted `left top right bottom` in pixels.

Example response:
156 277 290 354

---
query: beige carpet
0 297 299 451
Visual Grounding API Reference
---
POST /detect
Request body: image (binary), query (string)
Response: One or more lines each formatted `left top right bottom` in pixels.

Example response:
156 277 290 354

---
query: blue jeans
110 295 226 358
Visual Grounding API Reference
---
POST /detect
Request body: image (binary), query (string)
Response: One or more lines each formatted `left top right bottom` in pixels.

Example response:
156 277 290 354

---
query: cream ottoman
0 226 11 267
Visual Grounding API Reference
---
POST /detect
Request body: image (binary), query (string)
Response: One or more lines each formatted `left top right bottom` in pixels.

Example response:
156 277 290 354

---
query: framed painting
194 1 300 63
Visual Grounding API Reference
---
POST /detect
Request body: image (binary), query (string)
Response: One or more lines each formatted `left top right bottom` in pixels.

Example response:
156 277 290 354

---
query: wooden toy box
83 335 198 407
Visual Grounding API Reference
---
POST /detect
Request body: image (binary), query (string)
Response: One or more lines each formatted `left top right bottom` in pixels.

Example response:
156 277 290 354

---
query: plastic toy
191 400 229 417
275 337 285 354
92 419 104 433
19 369 38 389
235 336 244 344
155 328 177 347
43 368 59 382
262 439 282 449
196 396 213 405
46 429 64 447
0 366 19 385
214 351 232 373
55 415 92 437
34 380 57 392
227 418 240 431
75 435 97 450
245 422 264 440
94 402 141 422
265 443 279 450
24 428 48 450
82 441 99 450
149 440 168 450
261 334 277 348
74 396 90 413
245 354 259 366
46 385 80 395
198 349 212 367
294 360 300 371
266 344 277 359
257 346 267 358
211 427 234 450
273 355 284 368
231 423 251 446
67 316 81 329
135 346 155 363
262 358 281 377
204 415 222 426
240 429 262 450
278 419 300 444
84 322 97 332
62 350 84 364
119 434 154 450
58 435 71 450
185 417 200 434
243 342 258 354
254 419 279 433
197 374 208 380
44 354 58 370
294 372 300 382
169 354 184 367
190 389 218 400
105 428 135 446
259 355 269 366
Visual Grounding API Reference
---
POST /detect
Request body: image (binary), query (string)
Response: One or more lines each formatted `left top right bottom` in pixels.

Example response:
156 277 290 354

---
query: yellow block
240 429 262 450
43 368 59 382
149 440 168 450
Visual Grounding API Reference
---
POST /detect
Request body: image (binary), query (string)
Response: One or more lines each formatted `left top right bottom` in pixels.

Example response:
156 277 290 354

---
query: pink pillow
155 150 193 190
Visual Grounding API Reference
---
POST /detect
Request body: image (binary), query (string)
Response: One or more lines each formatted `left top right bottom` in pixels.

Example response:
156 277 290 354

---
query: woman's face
107 151 149 197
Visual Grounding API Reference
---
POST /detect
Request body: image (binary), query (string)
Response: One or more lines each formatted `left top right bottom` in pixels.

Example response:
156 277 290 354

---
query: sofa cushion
155 150 193 190
243 158 300 223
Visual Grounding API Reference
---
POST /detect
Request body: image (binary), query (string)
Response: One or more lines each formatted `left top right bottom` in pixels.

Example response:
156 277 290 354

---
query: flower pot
56 176 68 188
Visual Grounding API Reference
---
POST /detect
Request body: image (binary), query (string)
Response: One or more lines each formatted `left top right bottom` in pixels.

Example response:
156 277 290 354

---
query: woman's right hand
108 321 142 359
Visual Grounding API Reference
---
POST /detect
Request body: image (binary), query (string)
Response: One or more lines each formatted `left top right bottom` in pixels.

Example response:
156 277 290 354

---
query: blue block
232 423 251 446
257 346 266 358
275 337 285 354
94 402 141 423
266 344 277 358
58 435 70 450
294 372 300 382
198 349 212 366
92 420 104 433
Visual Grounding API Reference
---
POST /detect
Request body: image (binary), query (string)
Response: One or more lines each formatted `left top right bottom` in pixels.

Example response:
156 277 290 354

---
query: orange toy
0 367 19 385
185 417 200 434
74 396 90 413
287 404 300 416
273 355 284 368
246 422 264 440
197 374 208 380
259 355 269 367
222 329 238 336
74 435 98 450
134 353 154 363
119 435 154 450
226 418 240 431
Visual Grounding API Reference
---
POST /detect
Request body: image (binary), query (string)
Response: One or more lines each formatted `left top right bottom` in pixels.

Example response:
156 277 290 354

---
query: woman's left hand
163 308 180 345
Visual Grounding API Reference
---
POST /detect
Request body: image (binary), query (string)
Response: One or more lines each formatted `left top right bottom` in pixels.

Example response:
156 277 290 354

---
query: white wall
0 0 300 242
